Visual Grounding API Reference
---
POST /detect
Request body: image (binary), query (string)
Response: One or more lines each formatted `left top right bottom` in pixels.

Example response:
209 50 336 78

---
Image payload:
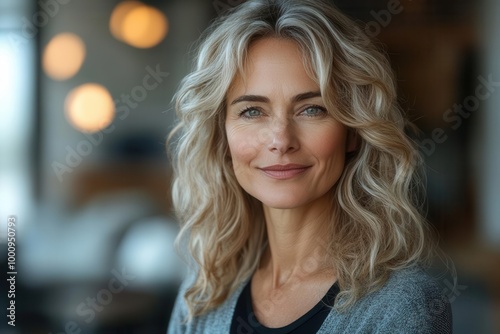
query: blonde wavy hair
168 0 435 319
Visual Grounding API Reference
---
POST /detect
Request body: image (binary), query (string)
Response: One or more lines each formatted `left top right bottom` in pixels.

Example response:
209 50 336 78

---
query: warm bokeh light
65 83 115 133
43 33 86 80
110 1 168 49
109 1 142 40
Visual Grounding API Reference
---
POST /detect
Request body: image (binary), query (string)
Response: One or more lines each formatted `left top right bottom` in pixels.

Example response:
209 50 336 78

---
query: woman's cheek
227 125 264 162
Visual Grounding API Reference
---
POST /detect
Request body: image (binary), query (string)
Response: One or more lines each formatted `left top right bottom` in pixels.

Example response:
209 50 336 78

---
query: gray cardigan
167 266 452 333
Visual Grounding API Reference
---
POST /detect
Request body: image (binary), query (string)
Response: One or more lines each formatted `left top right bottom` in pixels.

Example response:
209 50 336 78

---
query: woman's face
225 38 355 210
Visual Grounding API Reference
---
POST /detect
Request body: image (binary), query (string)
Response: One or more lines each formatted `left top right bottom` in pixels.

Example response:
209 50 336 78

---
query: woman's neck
260 197 335 289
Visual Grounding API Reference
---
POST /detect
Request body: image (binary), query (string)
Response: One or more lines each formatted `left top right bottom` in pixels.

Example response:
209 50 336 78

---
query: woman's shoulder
377 265 447 300
320 265 453 333
167 271 247 334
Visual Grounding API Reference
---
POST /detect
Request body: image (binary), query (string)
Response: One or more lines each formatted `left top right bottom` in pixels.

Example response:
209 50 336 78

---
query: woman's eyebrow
292 91 321 103
230 95 269 105
230 91 321 105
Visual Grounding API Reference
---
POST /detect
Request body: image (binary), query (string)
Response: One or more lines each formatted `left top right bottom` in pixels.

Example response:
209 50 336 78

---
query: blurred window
0 0 35 239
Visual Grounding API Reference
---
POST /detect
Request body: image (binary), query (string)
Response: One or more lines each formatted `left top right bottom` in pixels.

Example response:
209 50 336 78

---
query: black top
230 280 339 334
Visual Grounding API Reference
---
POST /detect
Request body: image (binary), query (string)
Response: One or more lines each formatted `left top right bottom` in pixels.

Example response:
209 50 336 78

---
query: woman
167 0 452 332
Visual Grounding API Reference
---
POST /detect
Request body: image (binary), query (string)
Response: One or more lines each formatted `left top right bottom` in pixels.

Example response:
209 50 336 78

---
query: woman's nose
266 117 299 155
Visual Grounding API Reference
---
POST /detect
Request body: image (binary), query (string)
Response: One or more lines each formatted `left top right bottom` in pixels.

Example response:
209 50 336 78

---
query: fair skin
225 37 356 327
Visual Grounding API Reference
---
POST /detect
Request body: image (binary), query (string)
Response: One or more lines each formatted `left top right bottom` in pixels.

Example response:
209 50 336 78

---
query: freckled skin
225 38 354 210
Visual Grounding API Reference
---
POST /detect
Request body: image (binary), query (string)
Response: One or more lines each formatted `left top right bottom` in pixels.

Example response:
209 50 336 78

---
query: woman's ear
346 129 360 153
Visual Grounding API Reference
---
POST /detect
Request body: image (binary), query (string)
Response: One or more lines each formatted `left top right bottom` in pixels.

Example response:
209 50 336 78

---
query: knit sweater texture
167 266 452 333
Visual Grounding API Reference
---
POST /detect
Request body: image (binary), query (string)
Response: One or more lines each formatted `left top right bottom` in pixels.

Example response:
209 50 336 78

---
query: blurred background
0 0 498 333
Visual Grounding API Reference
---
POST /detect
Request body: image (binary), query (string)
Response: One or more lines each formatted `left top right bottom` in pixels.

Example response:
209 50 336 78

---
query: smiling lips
259 164 311 180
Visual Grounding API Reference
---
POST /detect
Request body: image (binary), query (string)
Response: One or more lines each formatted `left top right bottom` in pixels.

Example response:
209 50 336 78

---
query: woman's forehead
228 38 320 97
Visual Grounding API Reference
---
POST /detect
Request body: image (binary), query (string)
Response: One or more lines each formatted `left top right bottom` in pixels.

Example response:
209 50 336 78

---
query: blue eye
301 106 327 117
240 107 262 118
